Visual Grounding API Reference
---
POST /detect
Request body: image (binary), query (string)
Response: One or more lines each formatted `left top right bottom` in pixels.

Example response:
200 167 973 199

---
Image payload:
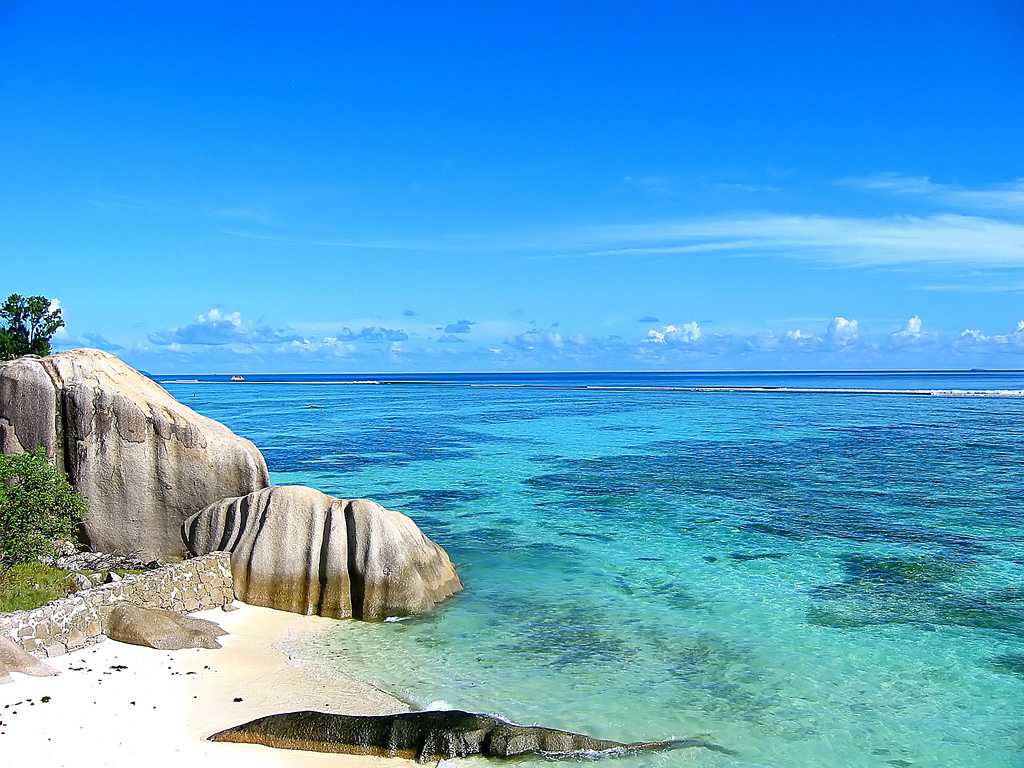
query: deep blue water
165 373 1024 768
156 369 1024 392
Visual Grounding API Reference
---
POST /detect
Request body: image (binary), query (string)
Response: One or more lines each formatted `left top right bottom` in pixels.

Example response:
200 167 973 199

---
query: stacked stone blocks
0 552 234 657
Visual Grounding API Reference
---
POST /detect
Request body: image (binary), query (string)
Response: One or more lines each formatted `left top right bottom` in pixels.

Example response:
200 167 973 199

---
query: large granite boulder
209 710 731 762
183 485 462 620
103 604 227 650
0 636 59 684
0 349 269 559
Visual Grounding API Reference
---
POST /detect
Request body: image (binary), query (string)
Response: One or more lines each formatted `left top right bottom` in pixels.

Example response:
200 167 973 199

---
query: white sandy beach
0 604 431 768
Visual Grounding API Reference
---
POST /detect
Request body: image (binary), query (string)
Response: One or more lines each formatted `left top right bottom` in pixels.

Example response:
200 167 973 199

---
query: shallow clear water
166 376 1024 768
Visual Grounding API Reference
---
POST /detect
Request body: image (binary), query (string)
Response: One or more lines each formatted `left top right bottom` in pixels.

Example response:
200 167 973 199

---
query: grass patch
0 561 71 612
0 563 146 613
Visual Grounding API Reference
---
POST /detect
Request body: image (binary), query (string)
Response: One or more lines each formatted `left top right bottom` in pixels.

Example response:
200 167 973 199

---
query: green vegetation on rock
0 447 87 571
0 293 65 361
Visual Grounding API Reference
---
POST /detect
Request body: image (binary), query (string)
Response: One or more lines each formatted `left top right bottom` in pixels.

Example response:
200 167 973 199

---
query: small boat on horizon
230 375 245 382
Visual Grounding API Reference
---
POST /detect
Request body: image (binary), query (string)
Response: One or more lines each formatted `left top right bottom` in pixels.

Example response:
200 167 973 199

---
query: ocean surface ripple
167 374 1024 768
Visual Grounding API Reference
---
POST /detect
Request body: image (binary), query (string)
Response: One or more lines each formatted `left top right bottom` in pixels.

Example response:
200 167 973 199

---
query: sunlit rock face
102 604 227 650
0 637 58 683
0 349 270 559
183 485 463 621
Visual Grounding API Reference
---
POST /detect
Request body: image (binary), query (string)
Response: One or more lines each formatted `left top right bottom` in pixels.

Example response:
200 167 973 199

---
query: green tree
0 294 65 360
0 327 15 361
0 448 87 571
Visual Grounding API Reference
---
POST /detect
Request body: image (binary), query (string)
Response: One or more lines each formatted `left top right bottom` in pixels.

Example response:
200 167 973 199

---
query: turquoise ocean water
163 373 1024 768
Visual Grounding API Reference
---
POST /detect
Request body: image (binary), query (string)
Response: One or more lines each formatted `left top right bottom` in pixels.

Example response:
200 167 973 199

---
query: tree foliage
0 448 87 570
0 293 65 361
0 326 16 361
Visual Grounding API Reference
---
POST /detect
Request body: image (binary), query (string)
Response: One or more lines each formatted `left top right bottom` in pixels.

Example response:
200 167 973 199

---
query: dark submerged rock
209 709 733 763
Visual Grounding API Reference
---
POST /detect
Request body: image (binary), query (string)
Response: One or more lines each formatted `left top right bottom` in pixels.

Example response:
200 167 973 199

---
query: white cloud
116 315 1024 374
826 316 859 348
841 173 1024 213
201 307 241 327
893 314 922 338
576 214 1024 267
149 307 299 346
509 327 567 351
485 324 627 366
149 308 413 348
281 337 358 357
785 329 817 342
889 315 938 348
111 304 1024 373
335 327 409 343
743 331 783 352
916 281 1024 294
47 297 68 337
782 328 821 350
646 321 702 345
956 320 1024 351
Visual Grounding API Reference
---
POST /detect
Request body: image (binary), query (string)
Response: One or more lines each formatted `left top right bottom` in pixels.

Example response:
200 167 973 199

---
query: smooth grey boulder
0 636 59 684
103 603 227 650
183 485 462 620
0 349 270 559
209 710 732 763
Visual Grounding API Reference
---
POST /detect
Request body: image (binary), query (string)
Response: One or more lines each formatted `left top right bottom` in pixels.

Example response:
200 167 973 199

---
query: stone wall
0 552 234 657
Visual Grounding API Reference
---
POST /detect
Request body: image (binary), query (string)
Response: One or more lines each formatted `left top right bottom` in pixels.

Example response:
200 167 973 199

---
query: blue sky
2 1 1023 372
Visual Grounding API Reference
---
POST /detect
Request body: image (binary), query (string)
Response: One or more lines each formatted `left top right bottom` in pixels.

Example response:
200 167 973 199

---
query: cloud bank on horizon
2 3 1023 372
48 304 1024 373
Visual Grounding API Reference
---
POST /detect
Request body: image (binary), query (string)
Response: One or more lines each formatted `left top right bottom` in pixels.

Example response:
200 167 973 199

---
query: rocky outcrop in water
0 349 269 559
209 709 731 763
0 637 58 683
182 485 462 620
102 604 227 650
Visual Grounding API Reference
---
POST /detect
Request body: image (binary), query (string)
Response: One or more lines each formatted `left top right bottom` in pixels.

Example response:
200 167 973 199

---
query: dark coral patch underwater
807 555 1024 633
988 653 1024 678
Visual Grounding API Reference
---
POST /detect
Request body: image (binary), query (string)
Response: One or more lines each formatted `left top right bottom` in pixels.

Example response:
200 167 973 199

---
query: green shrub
0 447 87 570
0 293 65 361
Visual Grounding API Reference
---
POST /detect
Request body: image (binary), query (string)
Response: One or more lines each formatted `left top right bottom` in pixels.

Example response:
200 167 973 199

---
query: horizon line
147 367 1024 377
